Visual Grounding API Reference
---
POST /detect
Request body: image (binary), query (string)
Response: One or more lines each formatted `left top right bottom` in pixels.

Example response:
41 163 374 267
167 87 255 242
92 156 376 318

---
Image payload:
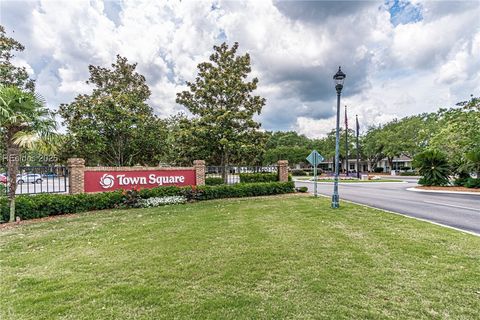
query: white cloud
1 0 478 138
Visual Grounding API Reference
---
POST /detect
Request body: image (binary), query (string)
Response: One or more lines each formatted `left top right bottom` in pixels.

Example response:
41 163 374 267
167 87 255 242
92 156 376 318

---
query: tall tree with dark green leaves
176 42 266 167
58 55 168 166
0 26 35 92
362 126 386 170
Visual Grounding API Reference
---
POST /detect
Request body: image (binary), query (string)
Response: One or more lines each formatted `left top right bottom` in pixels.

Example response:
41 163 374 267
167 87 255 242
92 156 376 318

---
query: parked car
42 172 59 178
0 174 6 184
17 174 43 184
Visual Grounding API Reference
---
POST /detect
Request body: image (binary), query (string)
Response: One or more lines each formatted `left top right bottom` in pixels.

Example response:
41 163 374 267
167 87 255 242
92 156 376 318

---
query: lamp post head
333 66 346 92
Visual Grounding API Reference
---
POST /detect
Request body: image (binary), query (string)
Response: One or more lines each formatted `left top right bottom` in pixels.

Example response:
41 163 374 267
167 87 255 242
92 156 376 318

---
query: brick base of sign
193 160 206 186
277 160 289 182
67 158 85 195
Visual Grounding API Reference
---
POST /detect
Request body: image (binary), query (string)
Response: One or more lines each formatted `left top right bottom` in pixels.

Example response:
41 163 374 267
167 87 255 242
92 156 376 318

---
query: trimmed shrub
291 169 308 176
195 181 295 200
465 178 480 188
239 172 278 183
399 172 419 176
0 182 295 223
373 167 384 173
0 191 124 222
205 177 224 186
296 186 308 193
400 167 411 171
453 177 469 187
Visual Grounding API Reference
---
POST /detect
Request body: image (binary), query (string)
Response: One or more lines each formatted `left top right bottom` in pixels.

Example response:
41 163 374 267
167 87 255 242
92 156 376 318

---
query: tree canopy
175 42 266 166
58 55 168 166
0 26 35 92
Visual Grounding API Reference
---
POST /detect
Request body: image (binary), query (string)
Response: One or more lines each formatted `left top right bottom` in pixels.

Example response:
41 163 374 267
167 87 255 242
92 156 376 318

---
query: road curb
406 187 480 196
313 193 480 237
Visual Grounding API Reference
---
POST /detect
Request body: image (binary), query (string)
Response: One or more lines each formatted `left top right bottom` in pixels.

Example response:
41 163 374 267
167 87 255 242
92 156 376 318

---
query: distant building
294 155 413 173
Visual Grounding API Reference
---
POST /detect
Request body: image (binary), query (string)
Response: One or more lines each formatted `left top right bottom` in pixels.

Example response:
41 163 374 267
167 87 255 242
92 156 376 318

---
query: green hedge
239 172 278 183
205 177 224 186
291 169 308 176
465 178 480 188
452 177 479 188
0 181 295 223
399 172 419 176
195 181 295 200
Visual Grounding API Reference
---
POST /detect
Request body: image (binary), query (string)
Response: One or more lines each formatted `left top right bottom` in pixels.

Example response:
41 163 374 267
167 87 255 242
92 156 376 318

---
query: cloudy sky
1 0 479 137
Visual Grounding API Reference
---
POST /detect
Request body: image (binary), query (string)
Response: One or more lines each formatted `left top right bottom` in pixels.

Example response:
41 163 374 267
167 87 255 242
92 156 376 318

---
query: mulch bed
416 186 480 193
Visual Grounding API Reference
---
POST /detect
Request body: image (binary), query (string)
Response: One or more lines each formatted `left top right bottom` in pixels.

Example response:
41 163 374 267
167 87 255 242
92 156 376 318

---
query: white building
298 155 413 173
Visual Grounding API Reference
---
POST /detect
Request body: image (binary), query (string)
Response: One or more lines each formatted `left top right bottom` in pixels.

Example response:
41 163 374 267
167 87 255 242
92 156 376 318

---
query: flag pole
345 105 348 176
356 115 360 179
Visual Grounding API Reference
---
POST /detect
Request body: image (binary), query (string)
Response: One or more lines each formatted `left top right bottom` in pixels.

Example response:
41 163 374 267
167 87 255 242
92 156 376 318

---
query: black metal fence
0 166 69 195
206 165 278 185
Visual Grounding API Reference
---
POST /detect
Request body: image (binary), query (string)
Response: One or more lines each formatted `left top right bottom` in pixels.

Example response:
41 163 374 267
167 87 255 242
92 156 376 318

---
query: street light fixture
332 66 345 208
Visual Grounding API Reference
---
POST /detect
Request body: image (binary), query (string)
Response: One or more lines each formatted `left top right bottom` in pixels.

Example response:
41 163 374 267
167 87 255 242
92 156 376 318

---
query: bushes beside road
0 181 295 223
454 177 480 189
239 172 278 183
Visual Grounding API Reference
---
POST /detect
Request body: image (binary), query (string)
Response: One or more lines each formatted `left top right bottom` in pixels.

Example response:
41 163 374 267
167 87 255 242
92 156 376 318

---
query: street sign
306 150 324 197
306 150 324 166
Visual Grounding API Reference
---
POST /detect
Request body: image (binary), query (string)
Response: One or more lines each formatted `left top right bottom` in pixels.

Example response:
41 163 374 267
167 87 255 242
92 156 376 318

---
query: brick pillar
193 160 206 186
67 158 85 194
277 160 289 182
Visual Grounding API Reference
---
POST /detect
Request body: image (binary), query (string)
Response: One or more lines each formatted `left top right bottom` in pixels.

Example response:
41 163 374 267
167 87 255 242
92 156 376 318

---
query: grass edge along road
1 195 479 319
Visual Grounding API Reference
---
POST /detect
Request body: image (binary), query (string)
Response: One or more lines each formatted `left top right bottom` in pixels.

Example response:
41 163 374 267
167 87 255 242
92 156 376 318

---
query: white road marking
422 200 480 212
314 194 480 237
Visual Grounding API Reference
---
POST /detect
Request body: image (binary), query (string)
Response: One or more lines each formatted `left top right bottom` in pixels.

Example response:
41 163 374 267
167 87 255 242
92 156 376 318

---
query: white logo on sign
99 174 115 189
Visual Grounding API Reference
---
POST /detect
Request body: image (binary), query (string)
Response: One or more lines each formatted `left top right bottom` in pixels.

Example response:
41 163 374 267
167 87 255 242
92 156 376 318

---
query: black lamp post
332 66 345 209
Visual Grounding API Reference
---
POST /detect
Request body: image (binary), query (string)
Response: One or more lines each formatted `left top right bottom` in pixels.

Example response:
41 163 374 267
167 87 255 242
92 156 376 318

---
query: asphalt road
295 179 480 236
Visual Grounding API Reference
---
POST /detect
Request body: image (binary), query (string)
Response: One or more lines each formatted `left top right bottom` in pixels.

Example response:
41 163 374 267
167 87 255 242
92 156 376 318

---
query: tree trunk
221 151 229 184
388 157 394 173
7 141 20 223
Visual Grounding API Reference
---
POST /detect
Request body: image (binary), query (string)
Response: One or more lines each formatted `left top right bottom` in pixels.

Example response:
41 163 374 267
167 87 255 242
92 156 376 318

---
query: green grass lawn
1 195 479 319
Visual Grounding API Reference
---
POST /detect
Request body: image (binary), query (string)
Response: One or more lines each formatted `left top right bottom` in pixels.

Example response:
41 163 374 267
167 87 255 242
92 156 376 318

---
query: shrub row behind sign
0 181 295 223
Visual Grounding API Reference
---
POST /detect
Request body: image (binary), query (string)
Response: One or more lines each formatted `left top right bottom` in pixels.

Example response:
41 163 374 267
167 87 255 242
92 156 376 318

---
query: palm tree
0 86 57 222
413 149 451 186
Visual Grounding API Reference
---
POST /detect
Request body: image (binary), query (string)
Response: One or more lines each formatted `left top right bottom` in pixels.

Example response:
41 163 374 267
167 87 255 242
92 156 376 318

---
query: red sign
84 170 196 193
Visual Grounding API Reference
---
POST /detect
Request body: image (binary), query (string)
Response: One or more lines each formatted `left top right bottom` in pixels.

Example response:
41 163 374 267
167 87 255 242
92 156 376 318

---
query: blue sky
388 0 423 26
1 0 479 137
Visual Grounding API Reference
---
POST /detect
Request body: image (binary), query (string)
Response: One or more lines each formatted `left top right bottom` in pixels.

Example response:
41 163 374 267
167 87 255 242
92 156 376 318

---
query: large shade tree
263 131 311 165
176 42 267 168
0 86 56 222
430 96 480 159
59 55 168 166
